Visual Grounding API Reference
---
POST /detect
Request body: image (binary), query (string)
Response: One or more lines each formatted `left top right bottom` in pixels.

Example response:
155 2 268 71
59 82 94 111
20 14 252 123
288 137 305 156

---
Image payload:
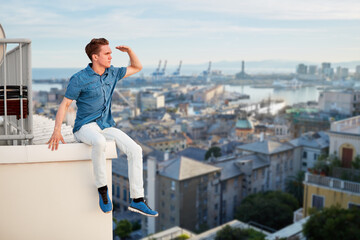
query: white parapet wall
0 141 117 240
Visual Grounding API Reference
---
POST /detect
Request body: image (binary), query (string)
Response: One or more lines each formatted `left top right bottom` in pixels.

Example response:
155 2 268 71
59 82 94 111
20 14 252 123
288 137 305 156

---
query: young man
47 38 158 217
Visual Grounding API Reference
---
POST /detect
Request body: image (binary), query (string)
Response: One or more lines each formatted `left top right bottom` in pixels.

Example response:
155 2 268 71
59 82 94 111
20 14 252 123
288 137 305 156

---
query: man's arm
47 97 73 151
115 45 142 78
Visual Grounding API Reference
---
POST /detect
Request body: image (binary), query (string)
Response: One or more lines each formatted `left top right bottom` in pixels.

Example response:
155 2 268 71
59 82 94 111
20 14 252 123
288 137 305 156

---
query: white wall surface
0 142 117 240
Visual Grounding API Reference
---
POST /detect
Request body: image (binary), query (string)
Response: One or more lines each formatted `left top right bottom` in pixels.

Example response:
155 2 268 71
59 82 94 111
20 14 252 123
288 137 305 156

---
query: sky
1 0 360 69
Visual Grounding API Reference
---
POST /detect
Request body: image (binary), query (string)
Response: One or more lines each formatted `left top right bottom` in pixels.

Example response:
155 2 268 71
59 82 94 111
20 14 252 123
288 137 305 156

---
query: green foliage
215 225 266 240
113 219 132 239
235 191 299 231
196 222 210 233
166 107 178 113
205 146 222 160
352 155 360 169
285 171 305 206
131 220 141 231
303 205 360 240
174 233 190 240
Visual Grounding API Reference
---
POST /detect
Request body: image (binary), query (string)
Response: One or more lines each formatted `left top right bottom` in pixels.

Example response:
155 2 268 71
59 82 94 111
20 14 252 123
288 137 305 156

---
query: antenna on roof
0 24 6 66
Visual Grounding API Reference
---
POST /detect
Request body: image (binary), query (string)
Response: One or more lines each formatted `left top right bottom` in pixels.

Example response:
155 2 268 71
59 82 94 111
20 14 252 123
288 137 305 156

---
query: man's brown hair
85 38 109 61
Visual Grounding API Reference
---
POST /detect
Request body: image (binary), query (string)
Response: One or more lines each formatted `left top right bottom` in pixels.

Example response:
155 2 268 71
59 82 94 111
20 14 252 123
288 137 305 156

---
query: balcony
330 115 360 134
0 38 33 145
0 141 117 239
305 172 360 194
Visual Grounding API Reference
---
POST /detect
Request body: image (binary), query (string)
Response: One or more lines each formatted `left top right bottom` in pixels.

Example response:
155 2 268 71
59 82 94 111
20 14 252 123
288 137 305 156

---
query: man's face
94 45 112 68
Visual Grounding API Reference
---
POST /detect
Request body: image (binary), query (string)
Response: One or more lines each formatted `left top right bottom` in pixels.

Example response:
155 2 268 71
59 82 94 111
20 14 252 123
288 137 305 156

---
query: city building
193 85 224 104
212 154 269 224
235 117 253 140
144 156 222 234
296 63 307 75
236 139 299 191
321 62 333 78
144 134 187 153
137 91 165 112
355 65 360 79
303 172 360 217
308 65 318 75
286 108 332 138
290 131 329 172
328 115 360 167
318 89 360 116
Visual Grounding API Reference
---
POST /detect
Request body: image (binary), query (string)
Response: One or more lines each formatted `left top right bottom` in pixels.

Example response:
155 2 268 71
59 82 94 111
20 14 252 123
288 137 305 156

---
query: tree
285 171 305 206
205 146 222 160
174 234 190 240
303 205 360 240
113 219 132 240
235 191 299 231
352 155 360 169
215 225 266 240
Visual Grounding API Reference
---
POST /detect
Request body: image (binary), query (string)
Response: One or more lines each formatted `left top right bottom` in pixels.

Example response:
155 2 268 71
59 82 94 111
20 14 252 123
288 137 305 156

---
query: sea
31 68 358 106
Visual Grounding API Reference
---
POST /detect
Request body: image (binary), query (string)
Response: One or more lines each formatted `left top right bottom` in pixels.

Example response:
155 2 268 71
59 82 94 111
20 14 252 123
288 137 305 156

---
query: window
314 153 318 160
123 189 127 202
302 162 307 167
303 151 307 158
171 193 175 200
215 203 218 210
312 195 324 210
116 186 120 198
253 171 257 181
171 181 176 191
349 203 360 210
262 169 266 178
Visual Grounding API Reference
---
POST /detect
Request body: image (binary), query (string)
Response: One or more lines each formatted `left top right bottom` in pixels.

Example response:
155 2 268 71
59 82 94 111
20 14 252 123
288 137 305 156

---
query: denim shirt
65 64 127 133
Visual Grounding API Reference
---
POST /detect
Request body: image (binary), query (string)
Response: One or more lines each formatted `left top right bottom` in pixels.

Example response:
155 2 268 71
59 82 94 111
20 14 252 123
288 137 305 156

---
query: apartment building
144 134 187 153
328 115 360 167
236 139 300 191
290 131 329 172
144 156 222 235
303 172 360 217
319 89 360 116
212 154 269 224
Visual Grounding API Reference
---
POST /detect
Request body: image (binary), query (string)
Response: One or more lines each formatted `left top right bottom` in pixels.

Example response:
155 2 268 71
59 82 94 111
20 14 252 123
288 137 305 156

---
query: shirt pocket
82 82 103 99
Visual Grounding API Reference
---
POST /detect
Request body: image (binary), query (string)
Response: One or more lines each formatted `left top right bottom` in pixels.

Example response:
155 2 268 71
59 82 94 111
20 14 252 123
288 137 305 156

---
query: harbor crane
152 60 162 76
160 60 167 76
173 60 182 76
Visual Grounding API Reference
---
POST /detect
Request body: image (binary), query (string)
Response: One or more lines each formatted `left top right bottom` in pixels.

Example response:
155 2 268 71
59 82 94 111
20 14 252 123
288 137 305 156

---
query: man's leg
102 127 144 198
74 122 112 213
102 127 158 217
74 122 108 188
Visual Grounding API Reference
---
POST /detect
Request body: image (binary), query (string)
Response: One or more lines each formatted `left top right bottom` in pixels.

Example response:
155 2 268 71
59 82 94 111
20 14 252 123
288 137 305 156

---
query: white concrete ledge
0 141 116 240
0 141 117 164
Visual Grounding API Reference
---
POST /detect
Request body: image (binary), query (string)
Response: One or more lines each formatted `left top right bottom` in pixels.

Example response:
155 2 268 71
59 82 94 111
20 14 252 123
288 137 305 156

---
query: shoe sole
128 206 159 217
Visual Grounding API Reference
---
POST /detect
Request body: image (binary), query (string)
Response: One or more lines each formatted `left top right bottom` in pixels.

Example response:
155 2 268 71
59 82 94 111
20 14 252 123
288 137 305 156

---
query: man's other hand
47 131 66 151
115 45 131 53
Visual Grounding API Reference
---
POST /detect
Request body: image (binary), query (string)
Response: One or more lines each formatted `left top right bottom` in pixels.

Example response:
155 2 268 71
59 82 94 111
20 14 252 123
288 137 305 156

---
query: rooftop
289 131 329 149
237 139 294 155
159 156 221 181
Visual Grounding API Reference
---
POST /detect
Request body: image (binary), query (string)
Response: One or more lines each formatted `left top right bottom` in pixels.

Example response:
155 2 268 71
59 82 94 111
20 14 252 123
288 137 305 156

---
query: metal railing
0 39 33 145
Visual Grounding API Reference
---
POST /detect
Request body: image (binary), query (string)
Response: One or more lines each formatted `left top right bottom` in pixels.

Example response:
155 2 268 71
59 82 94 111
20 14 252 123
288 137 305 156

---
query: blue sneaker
98 187 112 213
128 199 158 217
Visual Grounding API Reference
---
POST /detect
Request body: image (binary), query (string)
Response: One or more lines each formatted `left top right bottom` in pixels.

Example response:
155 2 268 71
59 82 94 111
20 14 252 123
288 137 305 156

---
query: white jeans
74 122 144 199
